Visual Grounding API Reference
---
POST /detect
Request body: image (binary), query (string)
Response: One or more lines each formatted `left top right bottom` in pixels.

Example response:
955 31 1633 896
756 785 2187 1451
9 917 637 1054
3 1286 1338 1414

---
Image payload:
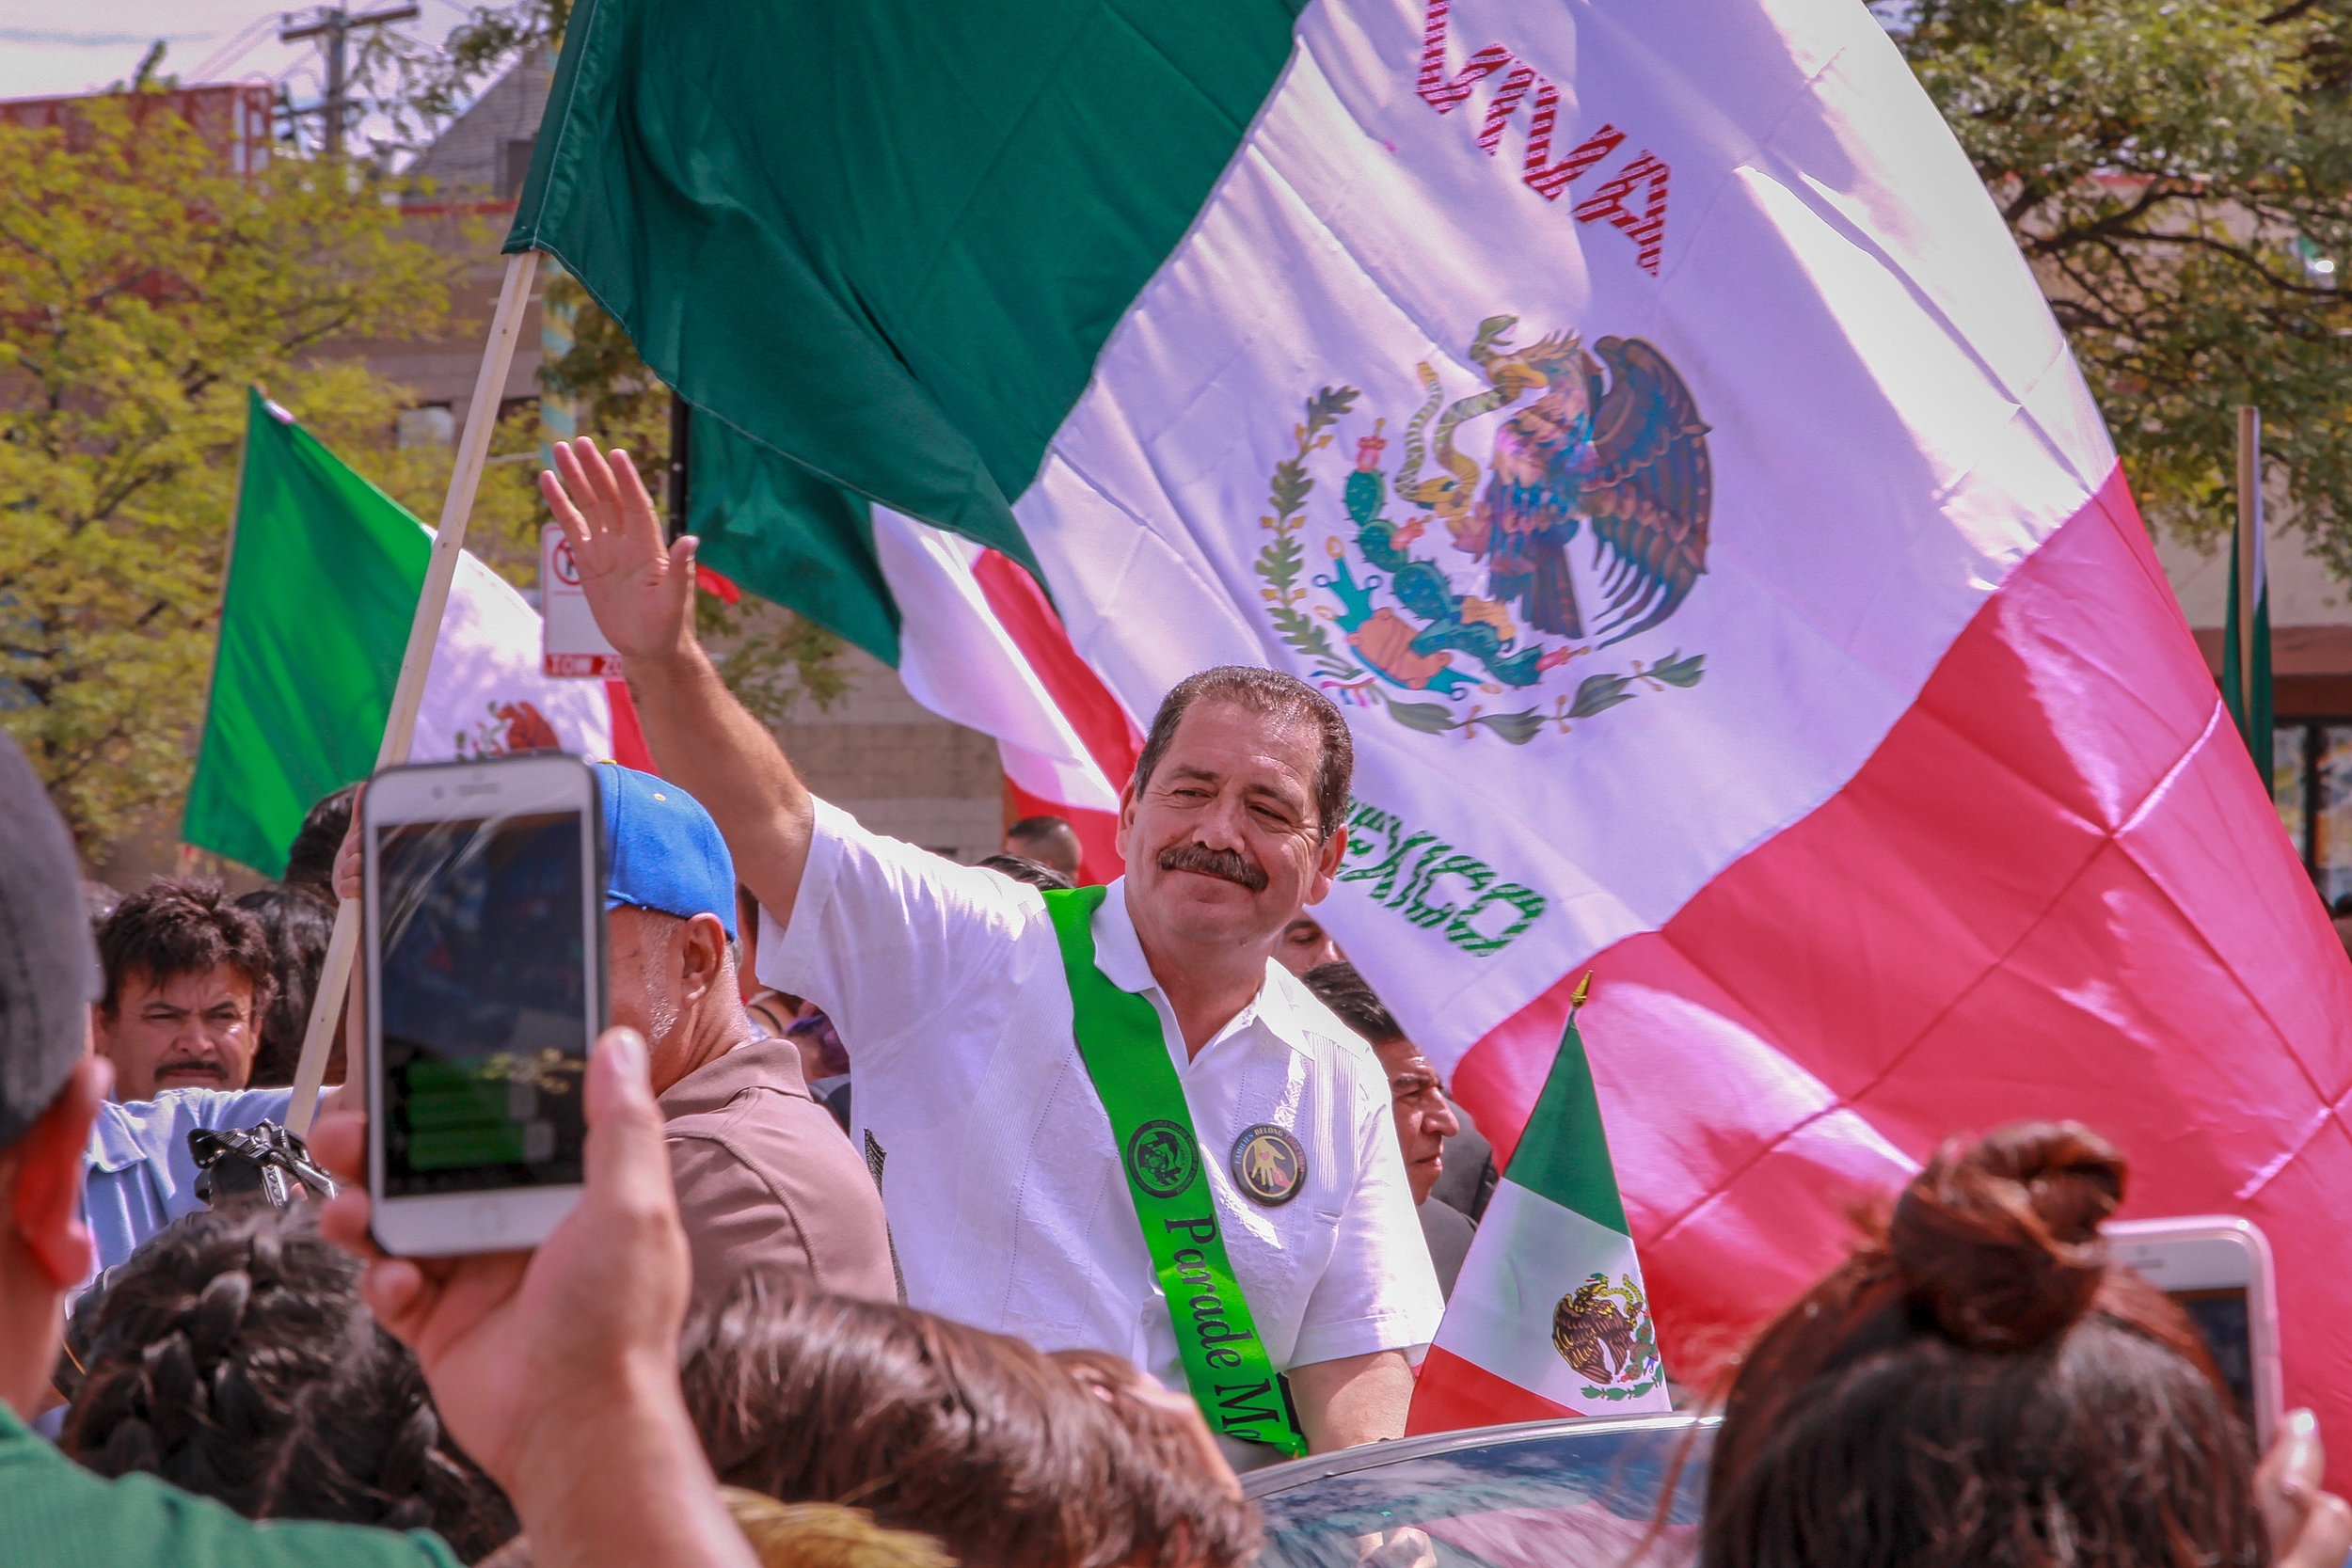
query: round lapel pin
1231 1123 1308 1206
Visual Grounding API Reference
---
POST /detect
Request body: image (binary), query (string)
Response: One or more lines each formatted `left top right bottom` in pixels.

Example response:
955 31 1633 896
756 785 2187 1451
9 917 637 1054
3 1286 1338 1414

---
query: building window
2273 721 2352 906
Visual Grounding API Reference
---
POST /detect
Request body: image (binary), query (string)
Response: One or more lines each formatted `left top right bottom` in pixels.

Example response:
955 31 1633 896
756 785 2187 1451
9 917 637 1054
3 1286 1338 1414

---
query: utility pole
278 4 418 157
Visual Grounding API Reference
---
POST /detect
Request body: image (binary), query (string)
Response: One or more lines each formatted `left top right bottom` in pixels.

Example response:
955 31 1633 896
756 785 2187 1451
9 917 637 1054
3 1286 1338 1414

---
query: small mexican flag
183 389 649 876
1407 976 1670 1433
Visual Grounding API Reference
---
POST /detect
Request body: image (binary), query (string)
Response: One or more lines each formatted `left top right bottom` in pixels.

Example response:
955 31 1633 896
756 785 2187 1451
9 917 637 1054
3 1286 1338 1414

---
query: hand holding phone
362 753 606 1256
2256 1408 2352 1568
311 1030 758 1568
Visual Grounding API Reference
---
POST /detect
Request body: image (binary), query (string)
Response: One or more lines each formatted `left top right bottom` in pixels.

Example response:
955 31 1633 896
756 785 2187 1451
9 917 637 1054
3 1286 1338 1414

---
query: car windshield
1248 1416 1714 1568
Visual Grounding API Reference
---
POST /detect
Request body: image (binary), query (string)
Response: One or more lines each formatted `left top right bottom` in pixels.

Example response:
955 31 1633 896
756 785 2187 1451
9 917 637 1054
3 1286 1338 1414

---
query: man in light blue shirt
81 1085 316 1285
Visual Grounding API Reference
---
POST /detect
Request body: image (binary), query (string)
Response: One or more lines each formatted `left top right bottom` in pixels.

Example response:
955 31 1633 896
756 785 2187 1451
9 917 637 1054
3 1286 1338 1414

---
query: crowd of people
0 429 2344 1565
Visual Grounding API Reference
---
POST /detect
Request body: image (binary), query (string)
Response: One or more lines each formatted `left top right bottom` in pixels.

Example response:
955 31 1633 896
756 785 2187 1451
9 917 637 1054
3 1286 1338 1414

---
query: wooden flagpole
286 249 542 1137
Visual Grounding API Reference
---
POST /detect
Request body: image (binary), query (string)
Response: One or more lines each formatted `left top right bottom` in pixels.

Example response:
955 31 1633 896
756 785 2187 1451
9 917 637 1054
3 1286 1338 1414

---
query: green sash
1042 886 1309 1459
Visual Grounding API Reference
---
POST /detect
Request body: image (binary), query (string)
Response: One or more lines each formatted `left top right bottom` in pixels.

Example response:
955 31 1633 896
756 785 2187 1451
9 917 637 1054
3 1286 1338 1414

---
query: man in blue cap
591 764 898 1324
324 764 896 1329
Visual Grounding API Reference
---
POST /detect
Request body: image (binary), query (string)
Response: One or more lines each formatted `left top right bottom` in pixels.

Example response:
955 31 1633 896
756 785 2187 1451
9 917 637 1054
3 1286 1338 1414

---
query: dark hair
682 1278 1259 1568
282 784 358 894
233 885 334 1088
61 1204 517 1561
1005 815 1077 843
977 853 1076 892
1701 1121 2265 1568
96 879 275 1022
1133 667 1352 842
1299 960 1403 1046
1049 1348 1263 1568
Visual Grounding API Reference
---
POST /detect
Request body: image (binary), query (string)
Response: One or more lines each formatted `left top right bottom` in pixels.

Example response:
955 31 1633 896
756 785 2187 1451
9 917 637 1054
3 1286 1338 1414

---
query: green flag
183 390 428 875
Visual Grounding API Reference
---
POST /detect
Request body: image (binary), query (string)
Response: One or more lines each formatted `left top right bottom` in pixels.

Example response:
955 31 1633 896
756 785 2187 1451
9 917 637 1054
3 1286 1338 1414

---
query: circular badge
1125 1119 1200 1199
1231 1124 1309 1207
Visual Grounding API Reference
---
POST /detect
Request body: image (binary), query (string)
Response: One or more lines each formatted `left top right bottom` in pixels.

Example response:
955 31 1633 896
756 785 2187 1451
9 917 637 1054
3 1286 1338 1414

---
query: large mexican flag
511 0 2352 1440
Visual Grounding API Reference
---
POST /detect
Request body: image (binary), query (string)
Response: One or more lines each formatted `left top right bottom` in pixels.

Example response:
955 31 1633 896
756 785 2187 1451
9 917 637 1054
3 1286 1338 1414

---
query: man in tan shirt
595 763 896 1324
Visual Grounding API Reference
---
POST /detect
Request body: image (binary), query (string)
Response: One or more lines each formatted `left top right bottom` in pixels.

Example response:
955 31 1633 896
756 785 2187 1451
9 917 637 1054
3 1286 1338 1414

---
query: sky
0 1 485 127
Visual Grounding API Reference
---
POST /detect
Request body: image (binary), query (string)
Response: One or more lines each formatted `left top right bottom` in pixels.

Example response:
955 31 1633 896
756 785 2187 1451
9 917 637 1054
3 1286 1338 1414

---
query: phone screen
2170 1287 2255 1426
375 809 591 1196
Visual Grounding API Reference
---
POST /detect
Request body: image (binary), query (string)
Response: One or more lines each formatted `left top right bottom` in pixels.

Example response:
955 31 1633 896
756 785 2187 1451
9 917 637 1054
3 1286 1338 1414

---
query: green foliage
1883 0 2352 562
0 100 464 854
698 593 853 731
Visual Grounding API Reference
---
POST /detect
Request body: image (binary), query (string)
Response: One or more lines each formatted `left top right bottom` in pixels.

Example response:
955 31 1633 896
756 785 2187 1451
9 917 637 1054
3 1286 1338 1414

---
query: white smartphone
362 752 604 1256
2107 1215 2283 1449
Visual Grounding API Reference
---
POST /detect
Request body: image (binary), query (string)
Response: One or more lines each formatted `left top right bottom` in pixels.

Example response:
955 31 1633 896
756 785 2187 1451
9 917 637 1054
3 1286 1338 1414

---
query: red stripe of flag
1451 465 2352 1443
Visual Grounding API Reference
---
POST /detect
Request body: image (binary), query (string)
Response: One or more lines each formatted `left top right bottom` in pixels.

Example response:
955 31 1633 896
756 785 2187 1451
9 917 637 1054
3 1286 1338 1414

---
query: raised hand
538 437 698 664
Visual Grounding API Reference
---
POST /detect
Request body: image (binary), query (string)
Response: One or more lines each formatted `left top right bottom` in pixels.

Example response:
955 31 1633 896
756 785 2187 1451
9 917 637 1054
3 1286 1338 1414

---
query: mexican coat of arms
1255 315 1713 742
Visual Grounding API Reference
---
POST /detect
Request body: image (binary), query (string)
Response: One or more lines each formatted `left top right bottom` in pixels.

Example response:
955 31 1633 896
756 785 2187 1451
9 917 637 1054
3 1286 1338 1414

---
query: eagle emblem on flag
1551 1271 1665 1401
1255 318 1710 744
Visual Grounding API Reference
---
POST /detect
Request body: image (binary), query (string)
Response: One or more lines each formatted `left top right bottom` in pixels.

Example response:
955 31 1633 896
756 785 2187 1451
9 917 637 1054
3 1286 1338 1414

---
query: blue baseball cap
595 763 737 939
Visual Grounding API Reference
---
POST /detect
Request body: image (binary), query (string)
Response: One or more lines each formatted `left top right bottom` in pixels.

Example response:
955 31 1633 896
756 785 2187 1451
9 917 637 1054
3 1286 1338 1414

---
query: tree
0 95 481 854
1884 0 2352 564
359 0 570 156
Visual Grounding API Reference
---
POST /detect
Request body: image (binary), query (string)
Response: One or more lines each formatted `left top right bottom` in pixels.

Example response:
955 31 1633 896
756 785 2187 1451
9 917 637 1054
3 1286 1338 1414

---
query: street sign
540 523 623 677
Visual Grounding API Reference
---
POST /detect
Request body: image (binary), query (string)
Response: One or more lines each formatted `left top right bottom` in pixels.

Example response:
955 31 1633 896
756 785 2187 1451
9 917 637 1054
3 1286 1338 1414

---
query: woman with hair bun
60 1204 516 1562
1702 1121 2352 1568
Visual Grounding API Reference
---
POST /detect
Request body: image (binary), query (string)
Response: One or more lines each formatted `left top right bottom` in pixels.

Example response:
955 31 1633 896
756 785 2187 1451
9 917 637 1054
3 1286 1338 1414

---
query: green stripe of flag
1502 999 1633 1236
183 390 426 875
508 0 1307 641
688 417 901 665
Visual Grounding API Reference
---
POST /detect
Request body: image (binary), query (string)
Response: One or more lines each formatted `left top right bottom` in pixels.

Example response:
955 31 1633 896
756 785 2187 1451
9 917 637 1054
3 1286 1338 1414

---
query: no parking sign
539 523 623 677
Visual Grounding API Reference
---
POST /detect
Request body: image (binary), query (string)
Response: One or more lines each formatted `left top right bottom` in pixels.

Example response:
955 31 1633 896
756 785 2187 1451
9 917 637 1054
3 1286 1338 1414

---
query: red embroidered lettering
1572 151 1672 274
1523 89 1623 199
1413 0 1669 275
1476 64 1536 154
1416 0 1515 113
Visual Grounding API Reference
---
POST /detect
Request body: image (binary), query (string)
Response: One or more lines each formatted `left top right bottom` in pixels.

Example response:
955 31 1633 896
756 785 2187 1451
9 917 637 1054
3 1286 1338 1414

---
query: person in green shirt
0 730 757 1568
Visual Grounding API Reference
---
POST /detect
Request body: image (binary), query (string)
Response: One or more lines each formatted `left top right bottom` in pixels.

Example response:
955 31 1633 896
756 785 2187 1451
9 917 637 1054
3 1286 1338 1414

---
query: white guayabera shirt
760 800 1441 1398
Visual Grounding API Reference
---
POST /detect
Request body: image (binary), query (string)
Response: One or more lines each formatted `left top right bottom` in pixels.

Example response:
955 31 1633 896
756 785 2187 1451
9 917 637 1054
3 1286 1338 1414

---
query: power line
186 15 282 84
278 4 417 157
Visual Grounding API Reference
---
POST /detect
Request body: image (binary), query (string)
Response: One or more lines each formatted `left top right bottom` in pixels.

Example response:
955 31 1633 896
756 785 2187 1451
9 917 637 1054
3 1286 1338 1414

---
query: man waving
540 439 1438 1461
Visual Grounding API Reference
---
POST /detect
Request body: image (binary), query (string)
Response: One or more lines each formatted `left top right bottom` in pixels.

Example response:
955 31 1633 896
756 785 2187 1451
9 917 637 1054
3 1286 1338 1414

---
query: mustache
154 1059 228 1082
1156 841 1269 893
